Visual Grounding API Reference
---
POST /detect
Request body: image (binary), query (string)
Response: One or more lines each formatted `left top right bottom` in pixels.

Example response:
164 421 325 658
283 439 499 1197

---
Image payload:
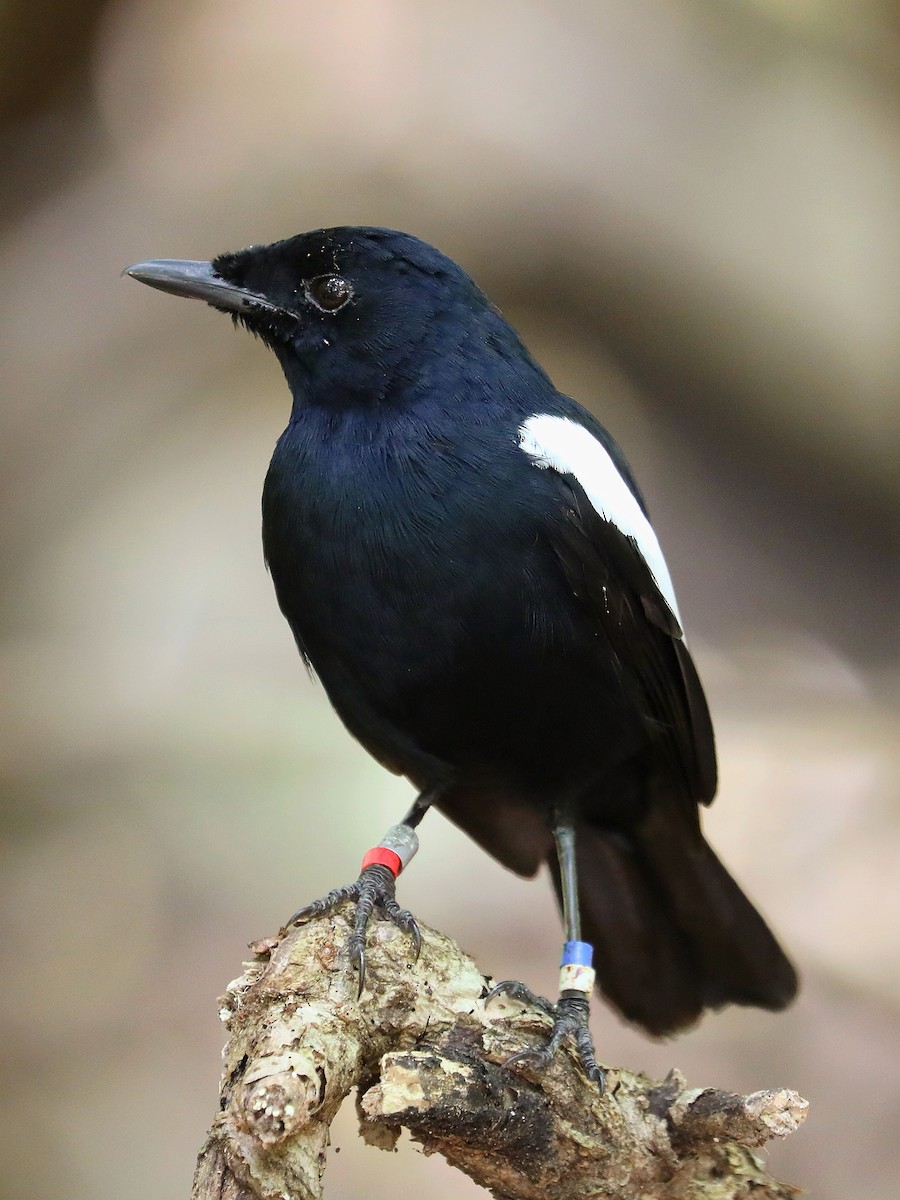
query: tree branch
191 907 806 1200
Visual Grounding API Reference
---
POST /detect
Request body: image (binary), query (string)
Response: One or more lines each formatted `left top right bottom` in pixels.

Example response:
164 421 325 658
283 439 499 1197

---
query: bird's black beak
123 259 281 317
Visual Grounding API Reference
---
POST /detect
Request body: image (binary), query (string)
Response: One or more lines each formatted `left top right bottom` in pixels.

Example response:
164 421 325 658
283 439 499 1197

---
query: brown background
1 2 897 1198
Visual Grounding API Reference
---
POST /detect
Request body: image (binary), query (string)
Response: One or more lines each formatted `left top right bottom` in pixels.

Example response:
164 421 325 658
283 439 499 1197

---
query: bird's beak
123 259 281 316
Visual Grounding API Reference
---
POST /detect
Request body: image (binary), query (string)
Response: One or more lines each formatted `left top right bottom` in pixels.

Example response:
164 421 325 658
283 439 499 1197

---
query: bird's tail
550 795 798 1036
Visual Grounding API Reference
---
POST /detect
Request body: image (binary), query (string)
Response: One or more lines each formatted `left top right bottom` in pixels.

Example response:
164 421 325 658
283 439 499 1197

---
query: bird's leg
284 792 433 996
488 821 605 1090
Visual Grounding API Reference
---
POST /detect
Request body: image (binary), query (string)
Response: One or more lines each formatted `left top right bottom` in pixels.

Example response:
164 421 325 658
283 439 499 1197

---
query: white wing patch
518 414 683 633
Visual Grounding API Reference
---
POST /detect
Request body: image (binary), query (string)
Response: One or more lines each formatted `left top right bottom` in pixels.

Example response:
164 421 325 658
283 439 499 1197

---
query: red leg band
361 847 402 877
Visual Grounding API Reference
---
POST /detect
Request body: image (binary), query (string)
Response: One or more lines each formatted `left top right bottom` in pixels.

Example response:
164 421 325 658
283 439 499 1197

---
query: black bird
125 228 797 1085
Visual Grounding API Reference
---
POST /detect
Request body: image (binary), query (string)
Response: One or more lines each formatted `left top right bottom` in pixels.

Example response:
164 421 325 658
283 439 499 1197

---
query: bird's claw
488 983 605 1091
284 880 361 928
348 935 367 998
286 863 421 996
486 979 557 1016
502 1044 554 1071
382 895 423 959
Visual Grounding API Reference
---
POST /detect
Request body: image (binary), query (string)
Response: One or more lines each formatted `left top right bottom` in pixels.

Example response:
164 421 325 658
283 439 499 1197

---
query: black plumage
126 227 796 1050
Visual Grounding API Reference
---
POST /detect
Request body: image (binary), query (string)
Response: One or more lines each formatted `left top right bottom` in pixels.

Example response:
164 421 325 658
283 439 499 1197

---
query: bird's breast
261 410 641 783
263 413 533 659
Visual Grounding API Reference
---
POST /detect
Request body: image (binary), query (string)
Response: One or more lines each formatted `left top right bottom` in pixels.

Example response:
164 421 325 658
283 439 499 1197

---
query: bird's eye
306 274 353 313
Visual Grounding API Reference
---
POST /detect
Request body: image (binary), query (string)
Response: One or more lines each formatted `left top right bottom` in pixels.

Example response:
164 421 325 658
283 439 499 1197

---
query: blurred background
1 1 898 1197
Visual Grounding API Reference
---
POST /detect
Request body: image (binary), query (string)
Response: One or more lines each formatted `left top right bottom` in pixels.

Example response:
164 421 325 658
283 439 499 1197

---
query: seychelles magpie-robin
125 228 797 1087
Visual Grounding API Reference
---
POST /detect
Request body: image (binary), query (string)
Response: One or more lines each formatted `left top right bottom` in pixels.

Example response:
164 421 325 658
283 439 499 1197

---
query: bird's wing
518 412 717 808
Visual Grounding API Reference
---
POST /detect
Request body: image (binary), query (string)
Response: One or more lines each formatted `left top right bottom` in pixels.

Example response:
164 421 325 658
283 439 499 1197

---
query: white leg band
559 963 596 994
379 823 419 869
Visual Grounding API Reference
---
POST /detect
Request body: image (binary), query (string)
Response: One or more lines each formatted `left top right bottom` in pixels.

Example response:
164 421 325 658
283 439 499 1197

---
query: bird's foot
285 823 422 996
487 980 605 1092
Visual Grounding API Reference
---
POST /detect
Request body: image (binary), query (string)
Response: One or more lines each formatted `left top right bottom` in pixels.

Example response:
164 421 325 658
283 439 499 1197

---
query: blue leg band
561 940 594 967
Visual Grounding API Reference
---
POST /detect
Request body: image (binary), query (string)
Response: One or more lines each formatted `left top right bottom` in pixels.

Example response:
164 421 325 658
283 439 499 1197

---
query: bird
125 227 797 1087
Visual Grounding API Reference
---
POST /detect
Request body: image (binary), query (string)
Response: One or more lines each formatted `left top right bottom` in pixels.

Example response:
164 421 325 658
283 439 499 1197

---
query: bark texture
192 908 807 1200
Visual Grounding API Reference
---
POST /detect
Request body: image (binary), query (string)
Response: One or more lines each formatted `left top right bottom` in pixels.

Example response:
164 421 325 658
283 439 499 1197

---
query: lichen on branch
191 908 806 1200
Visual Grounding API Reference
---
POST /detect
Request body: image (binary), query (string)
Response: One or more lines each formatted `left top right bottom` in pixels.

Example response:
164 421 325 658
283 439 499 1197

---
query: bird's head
125 227 512 407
